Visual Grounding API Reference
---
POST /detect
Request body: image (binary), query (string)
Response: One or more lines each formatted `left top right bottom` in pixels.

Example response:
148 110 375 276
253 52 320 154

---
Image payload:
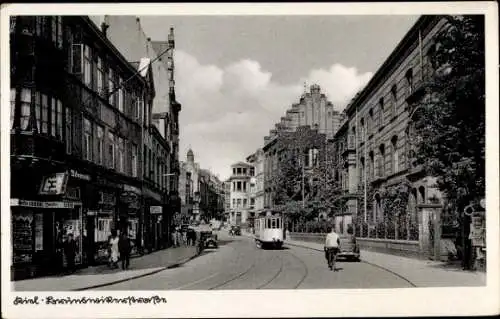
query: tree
270 127 344 229
413 15 485 212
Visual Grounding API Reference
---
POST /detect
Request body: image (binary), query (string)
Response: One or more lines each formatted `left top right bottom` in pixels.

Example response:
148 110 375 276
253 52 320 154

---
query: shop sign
39 173 68 195
70 169 91 181
65 187 81 200
99 192 116 205
11 199 81 209
150 206 162 215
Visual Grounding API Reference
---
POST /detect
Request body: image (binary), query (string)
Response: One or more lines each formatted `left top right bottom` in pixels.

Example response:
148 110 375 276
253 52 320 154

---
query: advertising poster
12 211 34 264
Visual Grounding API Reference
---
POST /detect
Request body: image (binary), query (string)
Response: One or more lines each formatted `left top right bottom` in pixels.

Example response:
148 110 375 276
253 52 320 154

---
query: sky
139 15 420 181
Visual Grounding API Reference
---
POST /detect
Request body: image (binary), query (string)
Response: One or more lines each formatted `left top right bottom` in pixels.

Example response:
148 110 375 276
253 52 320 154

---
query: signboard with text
39 173 68 195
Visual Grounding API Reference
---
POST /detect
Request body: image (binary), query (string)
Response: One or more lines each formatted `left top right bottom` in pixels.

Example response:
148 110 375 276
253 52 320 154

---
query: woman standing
108 230 120 269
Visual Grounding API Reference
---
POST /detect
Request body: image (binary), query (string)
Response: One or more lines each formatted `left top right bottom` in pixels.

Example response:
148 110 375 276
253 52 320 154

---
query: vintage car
338 235 361 261
230 225 241 236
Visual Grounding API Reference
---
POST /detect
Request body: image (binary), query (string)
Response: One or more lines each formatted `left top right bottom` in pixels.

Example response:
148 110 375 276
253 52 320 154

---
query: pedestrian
118 232 131 270
176 226 182 246
171 227 178 247
108 230 120 269
63 233 77 274
182 229 188 246
324 226 341 271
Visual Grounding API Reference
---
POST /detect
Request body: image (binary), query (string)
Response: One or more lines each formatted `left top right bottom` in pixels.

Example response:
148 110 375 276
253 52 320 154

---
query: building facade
246 149 265 217
330 16 448 257
228 162 254 227
9 15 180 280
179 149 200 222
263 84 342 144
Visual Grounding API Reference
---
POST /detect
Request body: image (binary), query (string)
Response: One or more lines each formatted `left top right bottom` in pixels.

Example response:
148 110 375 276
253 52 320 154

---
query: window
368 109 373 134
18 88 32 130
135 92 143 121
237 181 242 191
118 77 124 113
237 198 241 207
232 168 236 175
10 89 16 129
96 126 104 165
56 100 63 139
309 148 319 167
118 137 125 173
391 136 399 174
131 144 138 177
65 107 72 154
243 198 247 208
108 68 115 106
360 118 365 142
232 199 236 207
369 151 374 180
83 118 92 161
56 16 63 49
50 98 56 137
406 68 413 95
83 45 92 87
391 85 397 118
378 97 384 127
97 57 105 96
108 132 115 169
41 94 49 134
51 16 57 44
379 144 386 177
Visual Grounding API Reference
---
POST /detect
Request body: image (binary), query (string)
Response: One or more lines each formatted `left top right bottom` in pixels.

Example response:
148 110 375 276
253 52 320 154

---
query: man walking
119 232 131 270
63 233 77 274
324 226 341 271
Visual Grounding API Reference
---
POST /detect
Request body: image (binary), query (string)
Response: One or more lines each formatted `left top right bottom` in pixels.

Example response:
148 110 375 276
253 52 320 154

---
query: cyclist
324 226 341 271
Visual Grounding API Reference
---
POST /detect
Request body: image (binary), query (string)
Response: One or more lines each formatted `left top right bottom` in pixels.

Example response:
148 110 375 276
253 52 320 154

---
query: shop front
11 198 83 280
119 185 142 255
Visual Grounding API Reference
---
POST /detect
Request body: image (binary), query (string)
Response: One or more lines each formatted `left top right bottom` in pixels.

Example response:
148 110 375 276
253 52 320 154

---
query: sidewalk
284 238 486 287
13 245 199 291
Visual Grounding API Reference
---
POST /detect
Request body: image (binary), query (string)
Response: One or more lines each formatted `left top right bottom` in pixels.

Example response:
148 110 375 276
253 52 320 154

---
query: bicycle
325 247 339 271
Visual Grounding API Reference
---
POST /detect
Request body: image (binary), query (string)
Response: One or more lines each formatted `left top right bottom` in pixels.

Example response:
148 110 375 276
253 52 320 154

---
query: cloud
175 50 372 180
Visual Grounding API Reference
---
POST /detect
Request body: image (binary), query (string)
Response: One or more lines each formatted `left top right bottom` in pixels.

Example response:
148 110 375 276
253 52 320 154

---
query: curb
73 250 201 291
285 240 417 288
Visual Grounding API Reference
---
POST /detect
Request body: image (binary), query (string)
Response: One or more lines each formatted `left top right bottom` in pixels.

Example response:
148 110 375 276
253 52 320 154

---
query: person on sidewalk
171 226 178 247
108 230 120 269
118 232 131 270
324 226 341 271
63 233 77 274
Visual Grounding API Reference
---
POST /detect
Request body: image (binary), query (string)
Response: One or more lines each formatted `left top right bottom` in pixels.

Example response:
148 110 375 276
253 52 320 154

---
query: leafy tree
413 15 485 212
271 127 344 229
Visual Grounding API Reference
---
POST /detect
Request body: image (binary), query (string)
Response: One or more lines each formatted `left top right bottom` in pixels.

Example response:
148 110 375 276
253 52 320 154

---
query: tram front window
271 219 276 229
267 219 271 229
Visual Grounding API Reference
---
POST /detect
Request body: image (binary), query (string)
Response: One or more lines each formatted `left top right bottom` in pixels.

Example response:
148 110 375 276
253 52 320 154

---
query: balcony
11 131 66 163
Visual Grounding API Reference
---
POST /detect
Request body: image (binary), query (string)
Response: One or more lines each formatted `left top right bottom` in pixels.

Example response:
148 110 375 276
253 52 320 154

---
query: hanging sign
150 206 162 215
39 172 68 195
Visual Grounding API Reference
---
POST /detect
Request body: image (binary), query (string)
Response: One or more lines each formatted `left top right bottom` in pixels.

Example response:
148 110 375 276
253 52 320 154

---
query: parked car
338 235 361 261
230 226 241 236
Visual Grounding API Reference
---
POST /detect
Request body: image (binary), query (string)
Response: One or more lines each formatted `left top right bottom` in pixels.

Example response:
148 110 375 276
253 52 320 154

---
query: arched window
360 117 365 142
378 97 384 127
405 68 414 95
379 144 386 177
368 108 374 134
391 136 399 174
368 151 374 180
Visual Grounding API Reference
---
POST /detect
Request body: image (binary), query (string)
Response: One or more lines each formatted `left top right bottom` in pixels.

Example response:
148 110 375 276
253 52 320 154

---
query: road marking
172 272 221 290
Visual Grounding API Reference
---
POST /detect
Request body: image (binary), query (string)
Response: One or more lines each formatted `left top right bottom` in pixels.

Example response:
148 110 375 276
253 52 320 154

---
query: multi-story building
9 16 165 279
246 149 265 218
223 181 231 221
329 15 448 257
90 15 181 248
179 149 200 222
228 162 254 227
263 84 342 144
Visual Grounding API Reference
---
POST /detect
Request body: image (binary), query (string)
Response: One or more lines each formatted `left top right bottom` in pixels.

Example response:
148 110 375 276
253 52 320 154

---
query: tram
254 214 284 249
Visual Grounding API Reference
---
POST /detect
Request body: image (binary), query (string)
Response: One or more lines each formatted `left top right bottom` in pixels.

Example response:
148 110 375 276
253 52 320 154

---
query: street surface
96 231 414 290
